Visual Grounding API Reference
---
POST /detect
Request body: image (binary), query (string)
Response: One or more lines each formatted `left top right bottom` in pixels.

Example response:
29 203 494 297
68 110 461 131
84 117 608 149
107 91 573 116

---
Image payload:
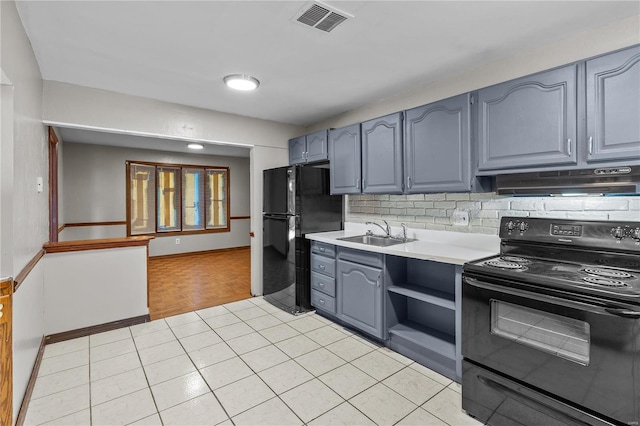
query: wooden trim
15 336 45 426
149 245 250 260
57 224 66 234
45 315 150 345
43 236 154 254
230 216 250 220
64 221 127 228
48 127 59 243
13 249 45 293
126 162 132 237
0 279 12 426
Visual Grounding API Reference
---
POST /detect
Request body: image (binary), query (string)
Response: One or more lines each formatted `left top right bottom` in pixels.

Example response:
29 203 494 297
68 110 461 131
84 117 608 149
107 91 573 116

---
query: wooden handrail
43 236 154 254
14 250 45 292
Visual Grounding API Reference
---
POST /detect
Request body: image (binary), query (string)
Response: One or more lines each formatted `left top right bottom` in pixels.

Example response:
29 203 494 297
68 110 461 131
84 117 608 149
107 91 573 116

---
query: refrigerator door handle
287 167 296 215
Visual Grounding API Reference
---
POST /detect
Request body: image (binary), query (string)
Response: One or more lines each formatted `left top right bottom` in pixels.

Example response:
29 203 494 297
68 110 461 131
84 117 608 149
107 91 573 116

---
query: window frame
126 160 230 237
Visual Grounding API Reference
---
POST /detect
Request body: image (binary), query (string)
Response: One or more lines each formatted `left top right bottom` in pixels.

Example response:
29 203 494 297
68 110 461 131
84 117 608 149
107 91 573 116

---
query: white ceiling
58 127 251 157
16 1 640 127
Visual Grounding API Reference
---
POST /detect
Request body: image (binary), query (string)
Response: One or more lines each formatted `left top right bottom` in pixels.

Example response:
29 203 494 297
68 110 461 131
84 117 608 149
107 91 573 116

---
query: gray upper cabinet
329 124 361 194
586 46 640 163
288 130 328 165
306 130 330 163
361 113 404 194
405 94 471 192
289 136 306 165
477 64 578 171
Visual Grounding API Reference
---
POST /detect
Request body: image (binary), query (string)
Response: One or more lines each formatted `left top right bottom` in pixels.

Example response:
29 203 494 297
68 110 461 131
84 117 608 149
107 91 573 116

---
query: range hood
496 166 640 196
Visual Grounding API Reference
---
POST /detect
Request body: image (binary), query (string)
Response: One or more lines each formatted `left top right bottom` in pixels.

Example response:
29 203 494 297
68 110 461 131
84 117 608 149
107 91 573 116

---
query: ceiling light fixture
187 143 204 150
223 74 260 91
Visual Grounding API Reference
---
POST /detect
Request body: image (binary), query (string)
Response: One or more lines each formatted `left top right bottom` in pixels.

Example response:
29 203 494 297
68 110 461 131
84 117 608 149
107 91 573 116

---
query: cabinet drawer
311 271 336 297
311 255 335 278
311 290 336 314
337 247 383 268
311 241 336 258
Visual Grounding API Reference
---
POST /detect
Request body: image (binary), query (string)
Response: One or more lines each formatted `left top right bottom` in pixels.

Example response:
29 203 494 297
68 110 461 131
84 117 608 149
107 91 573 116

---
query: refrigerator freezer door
263 166 296 215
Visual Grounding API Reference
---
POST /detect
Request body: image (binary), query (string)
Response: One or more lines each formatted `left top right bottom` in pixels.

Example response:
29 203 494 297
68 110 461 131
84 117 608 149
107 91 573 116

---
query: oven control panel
551 224 582 237
500 216 640 250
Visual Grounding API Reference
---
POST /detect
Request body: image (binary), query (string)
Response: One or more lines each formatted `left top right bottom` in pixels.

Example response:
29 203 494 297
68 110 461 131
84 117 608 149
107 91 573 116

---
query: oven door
462 274 640 425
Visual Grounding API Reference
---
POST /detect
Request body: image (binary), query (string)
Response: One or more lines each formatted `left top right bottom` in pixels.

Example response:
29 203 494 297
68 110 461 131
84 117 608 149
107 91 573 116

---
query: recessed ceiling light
223 74 260 91
187 143 204 150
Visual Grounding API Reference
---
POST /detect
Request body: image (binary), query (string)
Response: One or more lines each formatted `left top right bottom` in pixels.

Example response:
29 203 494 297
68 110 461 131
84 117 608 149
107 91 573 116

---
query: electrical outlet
175 238 181 245
453 210 469 227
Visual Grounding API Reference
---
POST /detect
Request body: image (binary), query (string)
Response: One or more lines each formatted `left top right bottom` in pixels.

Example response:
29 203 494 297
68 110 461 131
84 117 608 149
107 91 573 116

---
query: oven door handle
465 276 637 317
604 308 640 319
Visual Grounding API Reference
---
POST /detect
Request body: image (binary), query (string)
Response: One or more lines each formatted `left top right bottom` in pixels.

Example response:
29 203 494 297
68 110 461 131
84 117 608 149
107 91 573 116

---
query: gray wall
62 142 251 255
348 194 640 235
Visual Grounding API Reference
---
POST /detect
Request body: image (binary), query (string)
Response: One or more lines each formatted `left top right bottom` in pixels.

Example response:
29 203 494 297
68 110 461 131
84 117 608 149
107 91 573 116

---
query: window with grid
127 161 230 236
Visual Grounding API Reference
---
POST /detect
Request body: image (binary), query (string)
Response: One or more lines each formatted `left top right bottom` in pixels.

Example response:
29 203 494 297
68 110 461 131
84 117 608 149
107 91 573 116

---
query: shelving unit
385 256 462 381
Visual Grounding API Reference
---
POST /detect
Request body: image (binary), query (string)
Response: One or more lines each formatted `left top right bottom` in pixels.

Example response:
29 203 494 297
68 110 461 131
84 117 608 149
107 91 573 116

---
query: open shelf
387 284 455 310
388 321 455 360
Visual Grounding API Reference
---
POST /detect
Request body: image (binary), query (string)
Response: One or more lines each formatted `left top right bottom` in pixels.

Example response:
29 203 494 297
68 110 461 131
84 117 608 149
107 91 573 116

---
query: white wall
60 142 251 255
44 247 148 335
1 2 48 422
307 15 640 132
11 263 45 423
1 0 49 274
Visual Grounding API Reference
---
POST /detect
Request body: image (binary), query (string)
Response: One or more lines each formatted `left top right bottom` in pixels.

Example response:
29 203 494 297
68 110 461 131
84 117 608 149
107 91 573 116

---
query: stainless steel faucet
401 223 407 241
366 220 391 237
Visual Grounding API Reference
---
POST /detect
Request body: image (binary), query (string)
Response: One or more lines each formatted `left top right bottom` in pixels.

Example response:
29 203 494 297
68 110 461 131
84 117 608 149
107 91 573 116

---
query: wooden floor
148 247 251 320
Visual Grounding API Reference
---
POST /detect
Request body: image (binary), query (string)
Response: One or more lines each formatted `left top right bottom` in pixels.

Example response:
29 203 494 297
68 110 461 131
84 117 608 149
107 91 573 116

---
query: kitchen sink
337 234 416 247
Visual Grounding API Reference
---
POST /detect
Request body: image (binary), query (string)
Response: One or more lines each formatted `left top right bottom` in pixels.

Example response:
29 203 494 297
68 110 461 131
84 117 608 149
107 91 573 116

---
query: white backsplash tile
347 192 640 235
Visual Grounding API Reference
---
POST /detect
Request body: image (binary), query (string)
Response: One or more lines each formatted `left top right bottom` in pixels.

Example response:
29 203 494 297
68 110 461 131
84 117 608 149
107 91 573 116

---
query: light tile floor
24 297 483 426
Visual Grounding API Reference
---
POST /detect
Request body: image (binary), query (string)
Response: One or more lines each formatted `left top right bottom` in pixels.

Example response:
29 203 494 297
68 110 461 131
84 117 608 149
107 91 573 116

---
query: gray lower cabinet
289 130 329 165
361 112 404 194
477 64 578 171
310 241 337 315
329 124 362 194
404 94 471 192
336 247 385 339
385 256 461 381
586 45 640 163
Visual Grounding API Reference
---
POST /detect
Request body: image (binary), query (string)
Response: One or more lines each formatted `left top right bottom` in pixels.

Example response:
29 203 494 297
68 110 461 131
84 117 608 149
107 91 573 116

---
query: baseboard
45 314 150 345
149 245 250 260
15 336 46 426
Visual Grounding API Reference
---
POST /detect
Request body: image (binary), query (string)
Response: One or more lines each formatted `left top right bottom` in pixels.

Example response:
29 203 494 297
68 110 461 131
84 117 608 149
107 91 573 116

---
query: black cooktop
463 216 640 302
465 253 640 300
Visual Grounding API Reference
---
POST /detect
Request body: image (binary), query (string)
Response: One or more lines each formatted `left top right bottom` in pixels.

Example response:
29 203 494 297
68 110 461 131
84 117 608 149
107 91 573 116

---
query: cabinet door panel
329 124 361 194
586 46 640 163
289 136 306 165
306 130 329 163
337 259 384 339
362 113 403 194
405 94 471 192
478 65 578 171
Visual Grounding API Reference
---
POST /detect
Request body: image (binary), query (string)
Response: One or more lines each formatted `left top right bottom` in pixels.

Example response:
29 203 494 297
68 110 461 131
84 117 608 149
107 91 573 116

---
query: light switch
37 176 43 193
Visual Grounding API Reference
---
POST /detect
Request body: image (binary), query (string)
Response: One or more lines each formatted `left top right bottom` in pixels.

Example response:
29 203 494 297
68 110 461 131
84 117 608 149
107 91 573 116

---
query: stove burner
500 256 530 264
582 276 628 287
582 268 634 279
483 260 527 270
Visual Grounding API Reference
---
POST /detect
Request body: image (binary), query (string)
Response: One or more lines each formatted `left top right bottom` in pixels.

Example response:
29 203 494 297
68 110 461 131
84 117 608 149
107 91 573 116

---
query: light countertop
306 223 500 265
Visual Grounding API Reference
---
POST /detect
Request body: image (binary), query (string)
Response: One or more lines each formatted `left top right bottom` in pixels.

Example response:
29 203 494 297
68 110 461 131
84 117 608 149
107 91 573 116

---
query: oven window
490 300 590 365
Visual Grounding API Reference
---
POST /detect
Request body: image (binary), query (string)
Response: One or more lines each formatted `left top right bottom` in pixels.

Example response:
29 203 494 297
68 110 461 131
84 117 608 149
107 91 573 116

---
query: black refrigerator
263 165 343 314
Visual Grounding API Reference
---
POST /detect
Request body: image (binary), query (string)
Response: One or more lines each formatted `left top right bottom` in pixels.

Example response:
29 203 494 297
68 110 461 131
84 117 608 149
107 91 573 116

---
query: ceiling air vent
294 1 352 33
